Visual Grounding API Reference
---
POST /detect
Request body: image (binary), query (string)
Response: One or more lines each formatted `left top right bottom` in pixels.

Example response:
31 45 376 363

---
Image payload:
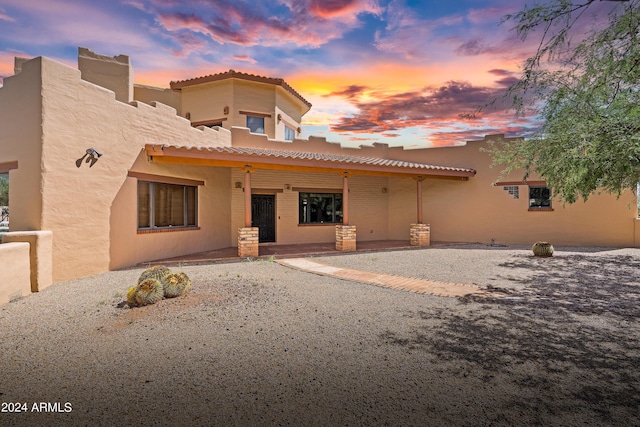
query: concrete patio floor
144 240 434 266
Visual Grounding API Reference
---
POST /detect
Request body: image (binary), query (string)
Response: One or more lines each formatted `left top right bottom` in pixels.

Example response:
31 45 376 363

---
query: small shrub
532 241 554 257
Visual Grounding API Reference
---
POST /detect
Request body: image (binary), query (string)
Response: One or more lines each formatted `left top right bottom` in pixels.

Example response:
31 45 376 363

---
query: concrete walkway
277 258 488 298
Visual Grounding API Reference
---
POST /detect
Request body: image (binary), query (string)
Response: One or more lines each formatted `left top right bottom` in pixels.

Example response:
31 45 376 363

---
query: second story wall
180 80 233 128
233 79 277 137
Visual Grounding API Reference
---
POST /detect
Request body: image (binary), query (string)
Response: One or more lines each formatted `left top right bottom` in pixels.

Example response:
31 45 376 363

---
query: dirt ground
0 247 639 426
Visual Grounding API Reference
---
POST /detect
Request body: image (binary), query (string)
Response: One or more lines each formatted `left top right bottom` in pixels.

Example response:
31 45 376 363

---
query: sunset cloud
323 74 542 145
1 0 617 147
232 55 257 64
152 0 381 51
0 12 15 22
329 80 505 132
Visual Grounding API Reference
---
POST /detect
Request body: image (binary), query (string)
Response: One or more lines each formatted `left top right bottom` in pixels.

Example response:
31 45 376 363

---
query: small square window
247 116 265 134
529 186 552 209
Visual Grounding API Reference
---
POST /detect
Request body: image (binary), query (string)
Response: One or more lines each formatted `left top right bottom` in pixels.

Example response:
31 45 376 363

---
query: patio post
343 172 349 225
336 172 356 251
416 176 423 224
411 175 430 247
244 169 252 227
238 167 259 257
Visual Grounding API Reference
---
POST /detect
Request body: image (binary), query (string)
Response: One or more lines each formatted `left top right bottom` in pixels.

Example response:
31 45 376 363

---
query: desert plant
532 241 554 257
135 278 164 306
126 286 138 307
163 272 191 298
138 265 171 285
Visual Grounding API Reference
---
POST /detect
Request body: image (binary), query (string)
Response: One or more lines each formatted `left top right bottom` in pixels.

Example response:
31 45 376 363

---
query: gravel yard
1 245 639 426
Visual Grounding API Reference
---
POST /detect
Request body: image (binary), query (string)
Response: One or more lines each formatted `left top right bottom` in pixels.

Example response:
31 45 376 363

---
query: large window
247 116 265 134
529 186 552 209
299 192 343 224
138 181 197 229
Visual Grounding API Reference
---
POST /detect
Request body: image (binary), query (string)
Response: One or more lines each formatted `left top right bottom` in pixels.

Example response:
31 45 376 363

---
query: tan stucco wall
180 79 304 140
78 47 134 103
2 230 53 292
391 138 637 247
134 84 182 116
180 80 234 127
230 169 390 245
275 87 306 122
0 242 31 305
233 132 637 247
2 55 234 282
0 58 45 231
109 163 232 268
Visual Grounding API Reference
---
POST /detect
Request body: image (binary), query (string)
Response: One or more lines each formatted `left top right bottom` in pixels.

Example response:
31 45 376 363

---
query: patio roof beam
145 146 474 180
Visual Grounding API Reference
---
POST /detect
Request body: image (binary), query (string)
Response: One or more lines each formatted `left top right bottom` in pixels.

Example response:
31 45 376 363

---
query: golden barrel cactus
134 278 164 306
126 286 138 307
138 265 171 285
163 272 191 298
532 241 554 257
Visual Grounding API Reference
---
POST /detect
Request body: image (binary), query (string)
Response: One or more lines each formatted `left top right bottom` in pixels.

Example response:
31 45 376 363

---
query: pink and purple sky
0 0 617 148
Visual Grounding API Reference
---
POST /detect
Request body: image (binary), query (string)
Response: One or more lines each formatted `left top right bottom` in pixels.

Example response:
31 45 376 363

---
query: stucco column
238 168 258 257
411 176 429 247
336 172 356 251
343 173 349 225
416 176 424 224
244 169 252 227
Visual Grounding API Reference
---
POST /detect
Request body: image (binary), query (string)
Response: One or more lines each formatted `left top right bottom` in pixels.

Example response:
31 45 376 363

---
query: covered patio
145 143 476 258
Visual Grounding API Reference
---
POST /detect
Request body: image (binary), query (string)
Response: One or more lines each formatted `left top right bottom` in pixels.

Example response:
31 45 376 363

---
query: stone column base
336 224 356 251
410 224 430 247
238 227 259 257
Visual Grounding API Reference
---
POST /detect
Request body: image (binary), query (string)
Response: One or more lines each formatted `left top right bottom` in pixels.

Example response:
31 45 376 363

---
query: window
284 125 295 141
138 181 197 229
299 192 343 224
529 186 552 209
247 116 265 134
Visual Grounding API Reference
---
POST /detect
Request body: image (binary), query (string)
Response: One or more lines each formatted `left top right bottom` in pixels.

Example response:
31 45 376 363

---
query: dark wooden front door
251 195 276 243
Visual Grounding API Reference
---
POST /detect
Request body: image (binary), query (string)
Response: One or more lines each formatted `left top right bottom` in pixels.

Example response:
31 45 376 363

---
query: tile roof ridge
169 69 311 108
157 144 475 173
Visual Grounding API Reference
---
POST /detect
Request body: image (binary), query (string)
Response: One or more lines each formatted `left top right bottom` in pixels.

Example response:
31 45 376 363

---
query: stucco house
0 47 638 300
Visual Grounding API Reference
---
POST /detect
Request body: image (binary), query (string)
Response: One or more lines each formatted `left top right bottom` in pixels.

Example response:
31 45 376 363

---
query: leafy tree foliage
0 174 7 207
489 0 640 203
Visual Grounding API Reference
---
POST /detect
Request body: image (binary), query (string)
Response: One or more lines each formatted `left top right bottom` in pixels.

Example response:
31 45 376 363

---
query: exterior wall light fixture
76 148 102 168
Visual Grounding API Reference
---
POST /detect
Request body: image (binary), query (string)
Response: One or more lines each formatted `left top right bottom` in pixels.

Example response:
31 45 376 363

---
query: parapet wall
2 231 53 293
78 47 134 103
0 242 32 305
